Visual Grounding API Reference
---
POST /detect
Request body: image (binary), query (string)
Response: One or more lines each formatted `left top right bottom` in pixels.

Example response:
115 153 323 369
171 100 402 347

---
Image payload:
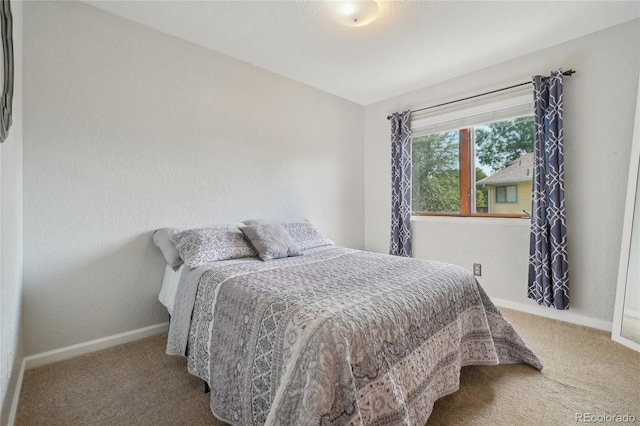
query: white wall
23 1 364 356
0 0 23 422
364 19 640 327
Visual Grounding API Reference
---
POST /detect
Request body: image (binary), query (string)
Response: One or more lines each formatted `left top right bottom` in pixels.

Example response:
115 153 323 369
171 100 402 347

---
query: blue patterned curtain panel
528 70 569 309
390 111 412 257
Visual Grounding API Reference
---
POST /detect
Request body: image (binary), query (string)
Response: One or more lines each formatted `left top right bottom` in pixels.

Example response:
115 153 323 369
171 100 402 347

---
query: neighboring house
477 152 533 215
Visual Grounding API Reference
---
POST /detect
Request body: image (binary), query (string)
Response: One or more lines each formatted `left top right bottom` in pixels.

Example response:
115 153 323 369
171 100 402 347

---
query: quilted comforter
166 246 542 425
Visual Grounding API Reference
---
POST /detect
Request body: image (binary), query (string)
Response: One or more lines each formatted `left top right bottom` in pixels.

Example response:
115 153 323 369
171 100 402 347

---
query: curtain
390 111 412 257
528 70 569 309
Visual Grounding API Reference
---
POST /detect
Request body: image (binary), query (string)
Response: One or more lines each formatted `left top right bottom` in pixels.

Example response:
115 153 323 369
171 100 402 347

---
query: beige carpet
16 308 640 425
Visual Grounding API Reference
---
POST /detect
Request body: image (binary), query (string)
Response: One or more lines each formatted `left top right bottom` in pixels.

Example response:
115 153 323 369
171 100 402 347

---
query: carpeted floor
16 308 640 425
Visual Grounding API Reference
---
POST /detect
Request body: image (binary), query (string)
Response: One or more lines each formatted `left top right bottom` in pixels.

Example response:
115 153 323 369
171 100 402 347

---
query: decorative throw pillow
282 222 334 251
171 227 257 267
241 224 302 261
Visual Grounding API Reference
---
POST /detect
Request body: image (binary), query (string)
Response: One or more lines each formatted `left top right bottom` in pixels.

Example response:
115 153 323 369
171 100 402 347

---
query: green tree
475 167 488 208
475 116 535 173
412 132 460 213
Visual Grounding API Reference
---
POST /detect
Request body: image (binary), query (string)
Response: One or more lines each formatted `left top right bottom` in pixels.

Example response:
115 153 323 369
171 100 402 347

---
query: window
496 185 517 203
410 85 535 218
412 130 461 214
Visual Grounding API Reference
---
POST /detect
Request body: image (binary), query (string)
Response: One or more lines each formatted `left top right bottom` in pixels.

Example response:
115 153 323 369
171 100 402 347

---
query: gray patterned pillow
282 222 334 251
153 223 246 269
171 227 257 267
241 224 302 261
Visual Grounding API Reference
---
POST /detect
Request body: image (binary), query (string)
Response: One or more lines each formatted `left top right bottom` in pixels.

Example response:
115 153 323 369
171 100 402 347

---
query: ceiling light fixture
327 0 381 28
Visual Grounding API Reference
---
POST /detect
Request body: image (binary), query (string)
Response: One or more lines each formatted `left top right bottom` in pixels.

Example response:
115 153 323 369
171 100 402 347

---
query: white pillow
152 228 185 270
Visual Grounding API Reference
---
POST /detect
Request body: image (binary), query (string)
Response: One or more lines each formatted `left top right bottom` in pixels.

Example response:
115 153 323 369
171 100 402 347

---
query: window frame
411 123 529 219
410 85 534 220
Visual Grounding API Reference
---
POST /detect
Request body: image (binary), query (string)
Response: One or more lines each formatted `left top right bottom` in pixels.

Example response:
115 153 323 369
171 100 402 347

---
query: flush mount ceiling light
327 0 381 27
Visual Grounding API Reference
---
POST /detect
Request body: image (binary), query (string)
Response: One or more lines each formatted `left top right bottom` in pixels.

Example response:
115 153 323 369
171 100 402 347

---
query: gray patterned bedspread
167 246 542 425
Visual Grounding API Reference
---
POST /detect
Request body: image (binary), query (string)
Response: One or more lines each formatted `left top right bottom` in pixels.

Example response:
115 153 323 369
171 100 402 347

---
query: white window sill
411 215 530 226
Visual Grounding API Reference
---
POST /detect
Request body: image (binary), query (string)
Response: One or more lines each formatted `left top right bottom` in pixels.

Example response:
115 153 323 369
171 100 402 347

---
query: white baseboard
491 297 613 331
7 322 169 425
24 322 169 370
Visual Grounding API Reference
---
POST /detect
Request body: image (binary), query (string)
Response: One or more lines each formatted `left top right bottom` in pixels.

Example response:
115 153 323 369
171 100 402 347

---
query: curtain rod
386 69 576 120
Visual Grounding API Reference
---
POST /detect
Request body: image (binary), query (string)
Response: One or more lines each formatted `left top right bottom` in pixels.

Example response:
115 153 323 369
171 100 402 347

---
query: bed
154 222 542 425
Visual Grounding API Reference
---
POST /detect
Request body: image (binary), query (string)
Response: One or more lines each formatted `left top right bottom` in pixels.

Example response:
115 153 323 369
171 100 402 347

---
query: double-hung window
411 86 535 218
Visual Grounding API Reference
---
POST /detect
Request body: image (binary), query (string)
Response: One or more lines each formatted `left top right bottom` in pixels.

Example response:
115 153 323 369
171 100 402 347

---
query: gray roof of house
477 152 534 185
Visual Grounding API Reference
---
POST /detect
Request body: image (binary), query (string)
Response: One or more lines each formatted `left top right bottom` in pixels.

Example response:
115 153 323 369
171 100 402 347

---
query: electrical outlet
473 263 482 276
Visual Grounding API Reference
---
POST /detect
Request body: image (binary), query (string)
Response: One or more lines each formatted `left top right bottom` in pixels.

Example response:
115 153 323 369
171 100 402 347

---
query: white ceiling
84 1 640 105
